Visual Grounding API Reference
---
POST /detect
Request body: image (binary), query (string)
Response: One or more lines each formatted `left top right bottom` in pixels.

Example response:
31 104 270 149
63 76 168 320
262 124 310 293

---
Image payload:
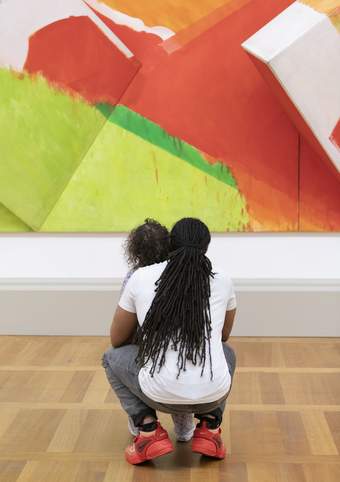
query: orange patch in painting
299 0 340 31
163 0 251 54
24 16 140 105
98 0 229 32
231 162 299 231
330 119 340 151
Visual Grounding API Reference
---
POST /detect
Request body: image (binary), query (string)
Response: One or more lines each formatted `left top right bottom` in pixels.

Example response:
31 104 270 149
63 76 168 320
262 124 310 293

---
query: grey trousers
102 343 236 426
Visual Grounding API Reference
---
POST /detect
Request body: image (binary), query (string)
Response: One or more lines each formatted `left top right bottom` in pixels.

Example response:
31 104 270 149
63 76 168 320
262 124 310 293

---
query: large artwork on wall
0 0 339 232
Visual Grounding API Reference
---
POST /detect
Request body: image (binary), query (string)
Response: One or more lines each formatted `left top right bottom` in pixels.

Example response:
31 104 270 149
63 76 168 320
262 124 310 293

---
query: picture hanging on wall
0 0 339 232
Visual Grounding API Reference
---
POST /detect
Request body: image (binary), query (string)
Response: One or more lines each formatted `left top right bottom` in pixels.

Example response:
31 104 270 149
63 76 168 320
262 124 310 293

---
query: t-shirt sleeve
118 272 137 313
226 280 237 311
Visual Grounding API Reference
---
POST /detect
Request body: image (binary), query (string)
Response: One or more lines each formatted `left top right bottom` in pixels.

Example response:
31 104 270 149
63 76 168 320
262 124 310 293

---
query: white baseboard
0 278 339 337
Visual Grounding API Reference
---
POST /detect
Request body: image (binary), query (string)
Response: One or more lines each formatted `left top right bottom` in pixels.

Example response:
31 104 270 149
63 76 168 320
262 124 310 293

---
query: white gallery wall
0 234 339 336
1 233 340 279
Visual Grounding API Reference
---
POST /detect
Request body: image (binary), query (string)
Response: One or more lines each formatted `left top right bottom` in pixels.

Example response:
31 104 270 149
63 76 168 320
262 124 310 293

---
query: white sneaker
127 416 139 437
171 413 195 442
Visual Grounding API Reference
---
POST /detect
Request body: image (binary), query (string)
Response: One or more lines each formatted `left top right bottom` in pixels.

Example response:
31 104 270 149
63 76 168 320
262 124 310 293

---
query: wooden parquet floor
0 336 340 482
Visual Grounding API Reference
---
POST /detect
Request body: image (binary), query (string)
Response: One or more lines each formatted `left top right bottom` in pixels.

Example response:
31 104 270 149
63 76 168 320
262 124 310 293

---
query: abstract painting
0 0 339 232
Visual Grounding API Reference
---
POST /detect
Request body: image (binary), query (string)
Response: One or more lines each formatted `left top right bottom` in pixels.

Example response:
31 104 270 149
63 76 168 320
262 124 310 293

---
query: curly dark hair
124 219 170 270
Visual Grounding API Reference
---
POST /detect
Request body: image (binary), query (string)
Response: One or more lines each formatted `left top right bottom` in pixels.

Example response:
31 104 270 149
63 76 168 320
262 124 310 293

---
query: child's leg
171 413 195 441
127 416 139 436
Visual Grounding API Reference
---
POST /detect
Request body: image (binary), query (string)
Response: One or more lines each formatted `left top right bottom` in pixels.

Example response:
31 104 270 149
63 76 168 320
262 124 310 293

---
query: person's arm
111 271 138 347
222 278 237 342
222 308 236 342
110 306 138 348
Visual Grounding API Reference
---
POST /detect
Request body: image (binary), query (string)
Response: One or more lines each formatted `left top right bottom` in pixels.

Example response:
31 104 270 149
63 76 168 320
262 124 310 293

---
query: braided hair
136 218 214 379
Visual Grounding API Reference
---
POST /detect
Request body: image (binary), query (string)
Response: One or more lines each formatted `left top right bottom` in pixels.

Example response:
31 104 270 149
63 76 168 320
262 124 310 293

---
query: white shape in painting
242 1 324 62
0 0 135 71
242 1 340 172
85 0 175 40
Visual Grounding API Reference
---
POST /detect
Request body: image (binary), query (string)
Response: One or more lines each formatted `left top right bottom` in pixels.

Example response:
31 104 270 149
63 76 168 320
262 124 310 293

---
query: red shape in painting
300 138 340 231
24 15 140 105
121 0 300 231
330 119 340 151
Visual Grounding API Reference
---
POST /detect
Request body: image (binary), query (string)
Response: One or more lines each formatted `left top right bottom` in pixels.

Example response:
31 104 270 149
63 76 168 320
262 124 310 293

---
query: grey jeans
102 343 236 426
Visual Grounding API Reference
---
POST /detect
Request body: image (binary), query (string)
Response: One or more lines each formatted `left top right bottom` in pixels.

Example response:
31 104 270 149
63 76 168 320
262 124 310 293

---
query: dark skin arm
222 308 236 342
110 306 138 348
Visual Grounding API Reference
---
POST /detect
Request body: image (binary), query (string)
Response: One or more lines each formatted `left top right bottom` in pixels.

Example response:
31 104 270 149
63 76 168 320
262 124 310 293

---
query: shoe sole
192 440 225 459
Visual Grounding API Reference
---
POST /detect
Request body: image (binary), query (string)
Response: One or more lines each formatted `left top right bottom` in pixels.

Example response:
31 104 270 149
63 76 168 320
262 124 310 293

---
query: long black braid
135 218 214 379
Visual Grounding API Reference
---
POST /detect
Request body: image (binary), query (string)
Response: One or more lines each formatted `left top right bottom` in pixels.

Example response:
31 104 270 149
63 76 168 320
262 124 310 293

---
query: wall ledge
0 277 339 292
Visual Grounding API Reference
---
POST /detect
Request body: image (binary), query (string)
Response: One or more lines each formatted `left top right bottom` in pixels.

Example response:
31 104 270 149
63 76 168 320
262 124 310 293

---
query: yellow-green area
0 69 108 230
0 203 32 232
42 122 249 232
104 104 237 188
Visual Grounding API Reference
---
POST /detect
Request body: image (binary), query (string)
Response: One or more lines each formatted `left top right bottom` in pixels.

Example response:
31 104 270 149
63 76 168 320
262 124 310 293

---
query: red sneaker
125 422 174 465
192 421 226 459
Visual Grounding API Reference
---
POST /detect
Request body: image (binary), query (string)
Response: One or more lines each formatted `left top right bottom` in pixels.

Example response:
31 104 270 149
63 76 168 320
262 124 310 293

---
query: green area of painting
42 122 249 232
97 104 237 189
0 69 108 230
0 203 32 232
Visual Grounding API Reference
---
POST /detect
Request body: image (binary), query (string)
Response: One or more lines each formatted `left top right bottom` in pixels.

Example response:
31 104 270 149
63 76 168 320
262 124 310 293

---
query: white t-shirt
119 261 236 405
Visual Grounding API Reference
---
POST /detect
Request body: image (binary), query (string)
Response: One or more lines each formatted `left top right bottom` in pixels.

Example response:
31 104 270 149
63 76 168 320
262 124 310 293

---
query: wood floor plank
8 340 56 367
324 412 340 454
0 409 65 453
258 373 285 404
0 461 26 482
228 373 262 404
0 407 19 439
281 343 340 368
15 461 79 482
301 411 339 455
231 341 276 367
16 461 39 482
73 461 110 482
0 339 29 366
277 412 310 455
302 463 340 482
60 371 95 403
219 463 248 482
230 411 313 456
0 371 36 402
103 462 134 482
0 371 74 403
82 371 110 404
247 463 308 482
73 410 130 453
47 409 89 453
280 373 340 405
